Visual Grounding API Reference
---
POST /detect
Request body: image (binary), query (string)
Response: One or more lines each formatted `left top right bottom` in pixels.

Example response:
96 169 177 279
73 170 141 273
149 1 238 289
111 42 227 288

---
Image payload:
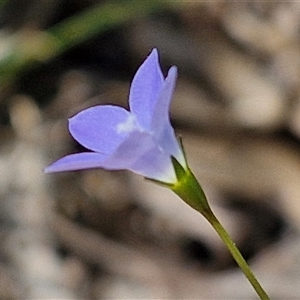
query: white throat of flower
116 114 137 134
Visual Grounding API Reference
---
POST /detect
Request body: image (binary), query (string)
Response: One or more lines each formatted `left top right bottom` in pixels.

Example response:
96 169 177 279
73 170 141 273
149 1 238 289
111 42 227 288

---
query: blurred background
0 1 300 298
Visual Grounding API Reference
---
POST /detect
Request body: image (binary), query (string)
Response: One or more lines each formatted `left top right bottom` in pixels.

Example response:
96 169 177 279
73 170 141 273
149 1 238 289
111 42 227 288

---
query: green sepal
170 166 211 217
145 176 173 188
171 156 186 182
147 138 212 218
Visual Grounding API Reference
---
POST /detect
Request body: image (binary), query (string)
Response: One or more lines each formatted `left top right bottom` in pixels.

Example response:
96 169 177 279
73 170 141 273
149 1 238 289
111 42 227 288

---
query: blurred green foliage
0 0 170 89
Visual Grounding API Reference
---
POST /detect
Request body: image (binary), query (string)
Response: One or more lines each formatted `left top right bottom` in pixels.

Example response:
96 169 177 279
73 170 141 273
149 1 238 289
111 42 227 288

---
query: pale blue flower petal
152 66 186 166
130 146 176 183
44 152 108 173
129 48 164 130
106 131 177 182
151 66 177 132
45 132 176 183
69 105 135 154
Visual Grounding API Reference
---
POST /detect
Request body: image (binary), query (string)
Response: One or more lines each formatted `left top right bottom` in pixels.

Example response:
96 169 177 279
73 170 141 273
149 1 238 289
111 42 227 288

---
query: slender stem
204 209 270 300
170 166 270 299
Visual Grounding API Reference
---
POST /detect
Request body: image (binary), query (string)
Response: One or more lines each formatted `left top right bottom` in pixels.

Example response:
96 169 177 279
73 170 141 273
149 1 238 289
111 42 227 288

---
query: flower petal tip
43 165 57 173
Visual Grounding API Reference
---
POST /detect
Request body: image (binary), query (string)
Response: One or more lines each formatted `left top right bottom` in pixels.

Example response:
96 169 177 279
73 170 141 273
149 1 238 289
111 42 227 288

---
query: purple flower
45 49 186 183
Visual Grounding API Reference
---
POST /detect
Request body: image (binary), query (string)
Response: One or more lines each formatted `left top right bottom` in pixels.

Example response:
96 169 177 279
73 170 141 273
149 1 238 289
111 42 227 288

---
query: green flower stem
205 209 270 300
171 165 270 300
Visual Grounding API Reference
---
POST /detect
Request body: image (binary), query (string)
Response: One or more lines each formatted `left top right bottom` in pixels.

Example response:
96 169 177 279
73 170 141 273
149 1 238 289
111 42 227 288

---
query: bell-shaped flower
45 49 186 184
